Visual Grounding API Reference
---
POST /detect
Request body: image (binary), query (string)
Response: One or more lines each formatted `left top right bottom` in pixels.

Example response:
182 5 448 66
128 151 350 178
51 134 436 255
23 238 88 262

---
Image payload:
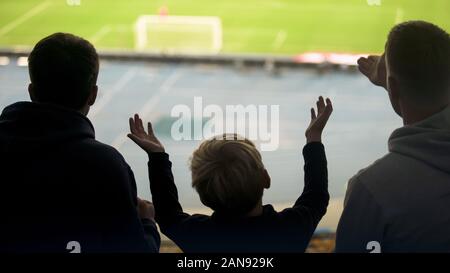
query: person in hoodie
336 21 450 252
0 33 160 253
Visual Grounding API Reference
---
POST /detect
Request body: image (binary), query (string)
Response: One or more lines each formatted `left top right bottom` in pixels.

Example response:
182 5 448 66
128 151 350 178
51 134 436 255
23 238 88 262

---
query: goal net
134 15 222 54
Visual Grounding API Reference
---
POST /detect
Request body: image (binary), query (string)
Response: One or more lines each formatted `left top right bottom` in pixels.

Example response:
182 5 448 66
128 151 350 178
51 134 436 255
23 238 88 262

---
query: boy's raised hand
128 114 165 153
305 97 333 143
357 54 387 90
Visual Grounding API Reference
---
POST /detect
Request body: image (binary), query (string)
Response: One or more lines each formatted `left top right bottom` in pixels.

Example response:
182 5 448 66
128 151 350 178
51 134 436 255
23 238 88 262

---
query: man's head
385 21 450 117
190 134 270 216
28 33 99 114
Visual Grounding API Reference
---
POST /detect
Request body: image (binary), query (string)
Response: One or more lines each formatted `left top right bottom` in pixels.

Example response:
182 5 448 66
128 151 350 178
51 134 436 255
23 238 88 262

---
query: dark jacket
148 142 329 252
0 101 160 253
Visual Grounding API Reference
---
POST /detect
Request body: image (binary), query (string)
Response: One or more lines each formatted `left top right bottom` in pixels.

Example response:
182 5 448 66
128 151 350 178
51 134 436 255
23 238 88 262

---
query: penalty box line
0 0 51 37
111 68 183 150
89 68 138 120
89 25 112 45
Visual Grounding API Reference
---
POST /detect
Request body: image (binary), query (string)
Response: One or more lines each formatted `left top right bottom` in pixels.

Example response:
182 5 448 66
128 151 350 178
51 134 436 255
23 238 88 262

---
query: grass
0 0 448 55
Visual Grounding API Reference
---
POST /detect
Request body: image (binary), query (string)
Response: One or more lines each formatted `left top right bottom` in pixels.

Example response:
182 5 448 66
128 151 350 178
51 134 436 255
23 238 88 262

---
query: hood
0 101 95 153
389 106 450 174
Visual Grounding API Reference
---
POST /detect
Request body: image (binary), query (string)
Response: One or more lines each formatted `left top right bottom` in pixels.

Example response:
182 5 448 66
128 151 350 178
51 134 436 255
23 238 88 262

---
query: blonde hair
190 134 266 215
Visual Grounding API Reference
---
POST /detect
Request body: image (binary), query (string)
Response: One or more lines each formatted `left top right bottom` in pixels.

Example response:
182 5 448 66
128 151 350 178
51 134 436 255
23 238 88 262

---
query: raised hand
357 54 387 89
305 96 333 143
128 114 165 153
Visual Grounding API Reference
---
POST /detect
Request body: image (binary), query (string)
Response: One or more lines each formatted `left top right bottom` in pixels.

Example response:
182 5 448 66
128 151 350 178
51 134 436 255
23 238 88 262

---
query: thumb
127 133 143 147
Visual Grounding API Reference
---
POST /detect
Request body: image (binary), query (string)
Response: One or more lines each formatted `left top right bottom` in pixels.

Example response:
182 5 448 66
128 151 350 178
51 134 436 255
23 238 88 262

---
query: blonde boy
128 97 332 252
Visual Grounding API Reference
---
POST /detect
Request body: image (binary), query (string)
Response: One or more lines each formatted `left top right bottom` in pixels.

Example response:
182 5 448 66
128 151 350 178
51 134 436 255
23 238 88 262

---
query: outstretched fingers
314 97 333 125
317 96 325 115
310 107 317 120
127 116 165 153
129 117 137 135
322 98 333 121
305 96 333 143
358 57 371 73
134 114 144 134
367 55 378 63
326 97 333 111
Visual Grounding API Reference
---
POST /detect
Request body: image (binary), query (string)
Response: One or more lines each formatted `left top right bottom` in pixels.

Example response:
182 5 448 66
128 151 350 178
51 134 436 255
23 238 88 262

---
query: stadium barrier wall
0 48 363 72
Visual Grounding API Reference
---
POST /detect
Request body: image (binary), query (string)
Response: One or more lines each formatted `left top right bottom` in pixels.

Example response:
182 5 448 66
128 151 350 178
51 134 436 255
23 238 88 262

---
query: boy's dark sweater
148 142 329 253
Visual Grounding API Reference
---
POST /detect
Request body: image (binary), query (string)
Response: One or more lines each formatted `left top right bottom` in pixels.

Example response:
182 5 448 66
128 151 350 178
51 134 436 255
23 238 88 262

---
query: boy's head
28 32 99 114
385 21 450 113
190 134 270 216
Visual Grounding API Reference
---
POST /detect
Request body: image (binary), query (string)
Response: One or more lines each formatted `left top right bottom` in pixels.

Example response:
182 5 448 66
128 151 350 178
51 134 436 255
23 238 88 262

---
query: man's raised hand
357 54 387 90
128 114 165 153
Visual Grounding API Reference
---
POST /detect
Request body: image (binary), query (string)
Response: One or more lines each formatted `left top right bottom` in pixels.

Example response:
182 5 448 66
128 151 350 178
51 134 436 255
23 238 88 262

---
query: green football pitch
0 0 448 55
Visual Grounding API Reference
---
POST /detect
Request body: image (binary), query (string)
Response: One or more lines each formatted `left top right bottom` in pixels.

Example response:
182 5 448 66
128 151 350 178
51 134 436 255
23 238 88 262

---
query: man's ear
262 169 271 189
28 83 36 101
87 85 98 106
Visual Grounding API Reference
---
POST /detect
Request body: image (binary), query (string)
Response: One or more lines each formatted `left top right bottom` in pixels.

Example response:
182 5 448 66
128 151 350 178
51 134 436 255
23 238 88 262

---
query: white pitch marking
395 8 404 24
89 25 112 44
138 69 183 118
111 69 183 150
272 30 287 50
0 1 51 37
89 68 138 119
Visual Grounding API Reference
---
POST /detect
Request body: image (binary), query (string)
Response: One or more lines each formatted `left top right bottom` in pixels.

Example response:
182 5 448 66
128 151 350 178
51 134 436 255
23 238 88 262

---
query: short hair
190 134 266 215
386 21 450 105
28 33 99 110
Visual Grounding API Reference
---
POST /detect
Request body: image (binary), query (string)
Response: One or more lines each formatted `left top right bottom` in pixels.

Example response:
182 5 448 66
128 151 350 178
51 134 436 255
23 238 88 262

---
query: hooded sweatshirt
336 106 450 253
0 101 160 253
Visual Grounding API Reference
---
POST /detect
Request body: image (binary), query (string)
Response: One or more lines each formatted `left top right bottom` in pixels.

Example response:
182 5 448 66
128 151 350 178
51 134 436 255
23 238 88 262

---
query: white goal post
134 15 223 54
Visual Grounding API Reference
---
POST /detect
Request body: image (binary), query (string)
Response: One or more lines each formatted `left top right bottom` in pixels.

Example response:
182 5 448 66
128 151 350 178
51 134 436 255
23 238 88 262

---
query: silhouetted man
0 33 160 252
336 21 450 252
